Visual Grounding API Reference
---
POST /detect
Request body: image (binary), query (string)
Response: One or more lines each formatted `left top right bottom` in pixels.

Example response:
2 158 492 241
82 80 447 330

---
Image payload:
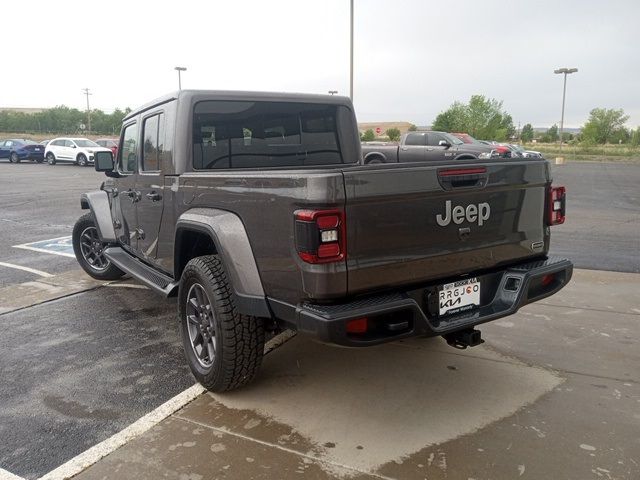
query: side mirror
95 150 114 172
71 144 77 148
438 140 452 148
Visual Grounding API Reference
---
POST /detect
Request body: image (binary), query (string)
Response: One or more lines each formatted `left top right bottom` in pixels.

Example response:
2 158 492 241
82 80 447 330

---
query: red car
451 133 512 157
95 138 119 159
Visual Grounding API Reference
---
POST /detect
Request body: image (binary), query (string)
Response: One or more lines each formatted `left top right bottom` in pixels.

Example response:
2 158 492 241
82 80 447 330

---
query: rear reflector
295 209 346 264
547 185 566 225
541 274 555 287
346 318 368 334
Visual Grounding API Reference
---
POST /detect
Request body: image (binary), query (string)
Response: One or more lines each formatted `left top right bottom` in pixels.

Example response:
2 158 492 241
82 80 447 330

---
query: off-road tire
46 152 56 165
179 255 265 392
77 154 88 166
72 213 125 280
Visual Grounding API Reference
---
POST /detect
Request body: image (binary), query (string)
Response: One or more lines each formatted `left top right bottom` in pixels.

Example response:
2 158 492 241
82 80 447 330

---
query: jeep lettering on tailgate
436 200 491 227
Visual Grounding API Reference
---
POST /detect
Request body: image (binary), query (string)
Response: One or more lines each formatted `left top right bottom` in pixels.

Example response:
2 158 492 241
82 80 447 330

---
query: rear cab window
405 133 426 146
193 101 355 169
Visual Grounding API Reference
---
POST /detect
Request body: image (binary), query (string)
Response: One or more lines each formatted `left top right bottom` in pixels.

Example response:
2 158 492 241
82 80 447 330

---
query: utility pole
82 88 92 133
554 67 578 151
349 0 354 102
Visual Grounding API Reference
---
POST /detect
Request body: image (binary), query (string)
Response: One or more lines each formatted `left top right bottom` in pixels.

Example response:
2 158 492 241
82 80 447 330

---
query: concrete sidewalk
66 269 640 479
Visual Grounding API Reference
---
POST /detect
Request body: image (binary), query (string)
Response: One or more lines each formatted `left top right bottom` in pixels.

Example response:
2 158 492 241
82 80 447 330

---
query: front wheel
77 154 88 167
72 213 125 280
46 152 56 165
179 255 265 392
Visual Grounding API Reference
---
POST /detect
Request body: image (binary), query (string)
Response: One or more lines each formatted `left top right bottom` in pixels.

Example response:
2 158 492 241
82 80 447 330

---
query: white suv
45 137 112 166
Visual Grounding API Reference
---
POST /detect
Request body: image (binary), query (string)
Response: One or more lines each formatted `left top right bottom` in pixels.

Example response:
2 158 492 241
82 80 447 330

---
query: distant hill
0 107 45 114
533 126 581 134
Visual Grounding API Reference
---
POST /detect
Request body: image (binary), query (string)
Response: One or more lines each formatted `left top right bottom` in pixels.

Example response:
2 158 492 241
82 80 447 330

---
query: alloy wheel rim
186 283 217 368
79 226 110 271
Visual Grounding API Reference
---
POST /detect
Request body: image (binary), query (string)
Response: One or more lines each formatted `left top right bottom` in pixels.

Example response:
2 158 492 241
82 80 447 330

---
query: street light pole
174 66 187 90
349 0 354 102
554 67 578 150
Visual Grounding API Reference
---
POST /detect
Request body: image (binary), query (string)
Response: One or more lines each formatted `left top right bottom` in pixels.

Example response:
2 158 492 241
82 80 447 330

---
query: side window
5 141 13 147
120 123 138 173
427 133 449 146
142 113 164 171
405 133 426 146
65 140 75 148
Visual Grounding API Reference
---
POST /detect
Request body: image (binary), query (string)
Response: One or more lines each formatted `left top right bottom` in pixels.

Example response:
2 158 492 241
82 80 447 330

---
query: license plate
35 148 41 151
438 278 480 316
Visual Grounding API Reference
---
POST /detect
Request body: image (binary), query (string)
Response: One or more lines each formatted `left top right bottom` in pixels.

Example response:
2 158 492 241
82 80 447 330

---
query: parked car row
0 137 118 166
451 133 543 158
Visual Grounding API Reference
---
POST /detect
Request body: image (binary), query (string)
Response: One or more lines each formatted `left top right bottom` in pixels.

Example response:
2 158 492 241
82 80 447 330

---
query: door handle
126 190 141 203
146 191 162 202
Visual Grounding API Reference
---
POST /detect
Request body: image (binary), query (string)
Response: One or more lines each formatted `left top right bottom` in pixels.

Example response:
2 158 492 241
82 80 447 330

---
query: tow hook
444 328 484 349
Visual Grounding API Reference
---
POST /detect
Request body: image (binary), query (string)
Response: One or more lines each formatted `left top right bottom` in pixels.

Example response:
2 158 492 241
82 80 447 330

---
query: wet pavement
72 270 639 480
0 284 193 479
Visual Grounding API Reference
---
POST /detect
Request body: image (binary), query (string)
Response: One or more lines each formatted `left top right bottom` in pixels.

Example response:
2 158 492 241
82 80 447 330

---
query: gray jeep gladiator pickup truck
362 131 498 164
73 90 572 392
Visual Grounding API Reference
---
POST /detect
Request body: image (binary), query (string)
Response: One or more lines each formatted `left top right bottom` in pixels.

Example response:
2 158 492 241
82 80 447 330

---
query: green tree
361 129 375 141
521 123 534 142
432 95 514 141
631 128 640 146
386 128 401 142
581 108 630 144
408 124 417 132
546 124 559 143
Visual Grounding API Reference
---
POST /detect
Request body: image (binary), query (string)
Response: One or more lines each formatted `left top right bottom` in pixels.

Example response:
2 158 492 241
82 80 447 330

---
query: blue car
0 139 46 163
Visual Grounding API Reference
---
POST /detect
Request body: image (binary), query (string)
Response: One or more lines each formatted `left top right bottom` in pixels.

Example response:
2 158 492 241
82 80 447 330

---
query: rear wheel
77 154 88 167
46 152 56 165
72 213 125 280
179 255 265 392
10 152 20 163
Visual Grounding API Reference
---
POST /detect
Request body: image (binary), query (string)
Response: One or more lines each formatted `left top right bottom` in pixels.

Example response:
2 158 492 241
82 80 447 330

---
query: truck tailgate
343 161 550 295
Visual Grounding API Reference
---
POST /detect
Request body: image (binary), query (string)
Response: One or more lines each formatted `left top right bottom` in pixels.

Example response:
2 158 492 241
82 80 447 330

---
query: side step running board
104 247 178 296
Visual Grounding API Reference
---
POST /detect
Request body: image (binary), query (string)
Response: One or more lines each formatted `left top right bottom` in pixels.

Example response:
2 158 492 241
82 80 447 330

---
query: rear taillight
547 185 566 225
295 209 346 264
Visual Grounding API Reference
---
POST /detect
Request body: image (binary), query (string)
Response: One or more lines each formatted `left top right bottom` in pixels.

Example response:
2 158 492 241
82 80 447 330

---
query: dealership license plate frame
438 277 481 316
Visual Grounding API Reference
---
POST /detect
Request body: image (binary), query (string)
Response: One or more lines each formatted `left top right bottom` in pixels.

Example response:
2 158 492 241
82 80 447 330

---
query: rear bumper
268 256 573 347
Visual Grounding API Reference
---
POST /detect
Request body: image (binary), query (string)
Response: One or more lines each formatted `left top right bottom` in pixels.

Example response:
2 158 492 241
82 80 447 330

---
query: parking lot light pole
554 67 578 150
174 67 187 90
350 0 354 102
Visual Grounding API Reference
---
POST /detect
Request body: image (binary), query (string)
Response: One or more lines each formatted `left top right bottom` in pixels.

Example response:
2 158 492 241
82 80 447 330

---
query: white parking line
38 384 206 480
0 467 26 480
0 262 54 278
36 331 296 480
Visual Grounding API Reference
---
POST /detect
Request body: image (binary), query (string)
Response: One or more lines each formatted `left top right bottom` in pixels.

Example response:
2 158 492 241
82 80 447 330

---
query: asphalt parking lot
0 160 639 480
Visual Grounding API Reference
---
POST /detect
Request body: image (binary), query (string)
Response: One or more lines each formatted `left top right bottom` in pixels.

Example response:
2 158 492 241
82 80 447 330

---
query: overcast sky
3 0 639 128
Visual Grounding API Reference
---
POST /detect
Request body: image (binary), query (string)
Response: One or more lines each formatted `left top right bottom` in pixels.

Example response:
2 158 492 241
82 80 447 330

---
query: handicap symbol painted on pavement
13 236 75 258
